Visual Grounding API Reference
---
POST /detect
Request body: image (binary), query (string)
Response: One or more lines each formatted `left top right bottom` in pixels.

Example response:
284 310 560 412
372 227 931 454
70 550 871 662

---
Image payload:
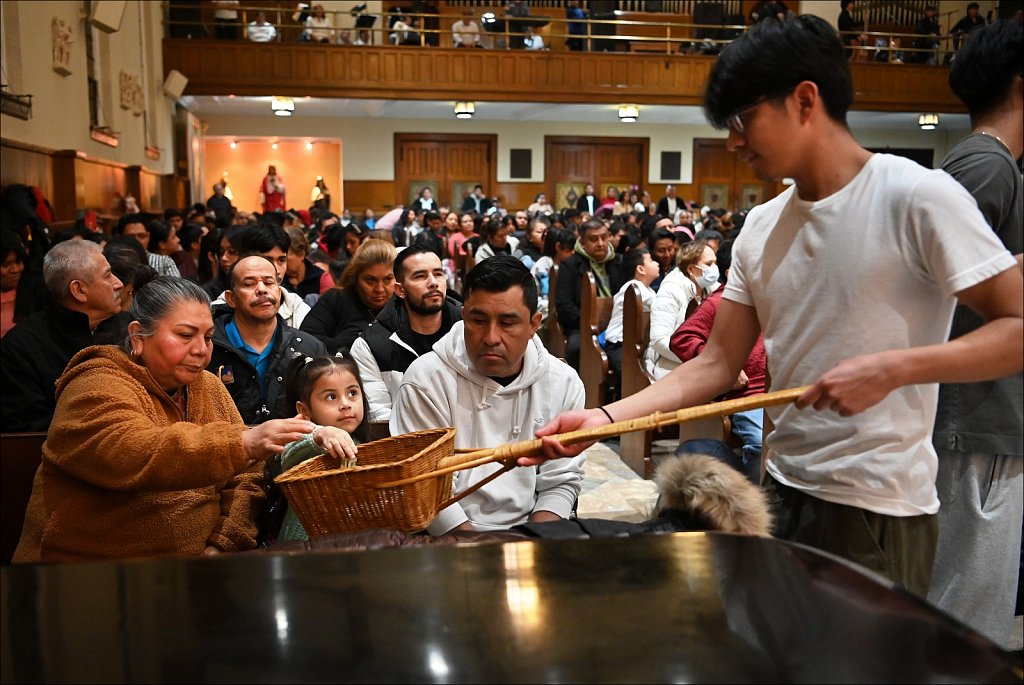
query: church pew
619 283 656 478
579 271 614 409
542 264 567 360
1 432 46 564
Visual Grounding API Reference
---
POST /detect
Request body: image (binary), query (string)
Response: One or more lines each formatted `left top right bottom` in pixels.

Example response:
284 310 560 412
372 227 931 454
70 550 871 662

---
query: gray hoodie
391 321 586 534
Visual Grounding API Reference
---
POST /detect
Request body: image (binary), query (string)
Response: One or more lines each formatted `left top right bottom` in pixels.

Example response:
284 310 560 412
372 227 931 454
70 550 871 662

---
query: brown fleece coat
13 345 260 563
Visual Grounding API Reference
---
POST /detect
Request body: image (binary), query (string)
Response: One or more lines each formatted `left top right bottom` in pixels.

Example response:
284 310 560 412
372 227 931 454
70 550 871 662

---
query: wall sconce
618 105 639 123
454 101 475 119
305 141 313 151
918 113 939 130
272 96 294 117
229 141 237 149
271 142 279 150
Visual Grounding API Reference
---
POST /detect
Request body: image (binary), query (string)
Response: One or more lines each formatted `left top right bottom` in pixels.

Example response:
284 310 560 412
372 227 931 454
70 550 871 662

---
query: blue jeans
731 408 763 484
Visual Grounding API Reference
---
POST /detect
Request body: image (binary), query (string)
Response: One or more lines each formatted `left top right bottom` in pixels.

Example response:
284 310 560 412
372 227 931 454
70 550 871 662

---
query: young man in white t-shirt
604 247 659 379
533 15 1023 598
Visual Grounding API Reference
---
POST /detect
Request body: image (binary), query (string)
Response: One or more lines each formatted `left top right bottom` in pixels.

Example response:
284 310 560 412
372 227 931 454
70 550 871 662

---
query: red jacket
669 288 766 401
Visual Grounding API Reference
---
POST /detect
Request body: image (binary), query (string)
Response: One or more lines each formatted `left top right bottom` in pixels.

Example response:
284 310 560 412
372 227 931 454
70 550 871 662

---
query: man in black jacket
554 218 625 370
460 185 493 216
349 246 462 421
1 240 127 431
208 256 325 424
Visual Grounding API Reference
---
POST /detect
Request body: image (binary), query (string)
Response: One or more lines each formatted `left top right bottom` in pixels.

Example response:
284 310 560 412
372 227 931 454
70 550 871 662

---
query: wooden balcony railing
163 39 965 113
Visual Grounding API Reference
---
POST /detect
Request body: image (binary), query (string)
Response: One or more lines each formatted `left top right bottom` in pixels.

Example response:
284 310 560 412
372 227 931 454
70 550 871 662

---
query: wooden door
693 139 785 211
545 137 647 213
395 134 496 211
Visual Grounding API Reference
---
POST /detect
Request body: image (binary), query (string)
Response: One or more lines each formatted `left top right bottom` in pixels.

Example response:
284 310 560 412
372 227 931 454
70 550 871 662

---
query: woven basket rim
274 426 455 485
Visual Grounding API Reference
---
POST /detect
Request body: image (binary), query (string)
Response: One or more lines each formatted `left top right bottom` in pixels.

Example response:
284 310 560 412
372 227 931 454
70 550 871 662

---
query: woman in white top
645 240 718 380
527 193 554 218
305 5 334 43
474 215 520 263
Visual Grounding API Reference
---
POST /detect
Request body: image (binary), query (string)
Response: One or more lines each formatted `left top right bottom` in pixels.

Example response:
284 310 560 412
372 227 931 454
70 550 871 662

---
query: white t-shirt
248 22 276 42
605 279 655 344
725 153 1016 516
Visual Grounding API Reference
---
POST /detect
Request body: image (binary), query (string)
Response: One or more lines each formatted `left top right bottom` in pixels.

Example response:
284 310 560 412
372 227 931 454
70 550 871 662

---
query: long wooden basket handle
379 386 810 488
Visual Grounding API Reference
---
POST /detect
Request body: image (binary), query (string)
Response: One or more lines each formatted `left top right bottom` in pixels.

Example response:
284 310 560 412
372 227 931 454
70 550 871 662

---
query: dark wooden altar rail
163 41 966 113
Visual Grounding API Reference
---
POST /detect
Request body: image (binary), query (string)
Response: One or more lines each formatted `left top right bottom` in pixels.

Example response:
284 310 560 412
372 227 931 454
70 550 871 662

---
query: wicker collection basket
274 387 810 537
274 428 458 536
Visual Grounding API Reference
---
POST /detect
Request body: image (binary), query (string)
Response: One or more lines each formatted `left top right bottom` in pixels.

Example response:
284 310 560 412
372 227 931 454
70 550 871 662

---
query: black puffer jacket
208 311 327 424
300 288 379 354
348 294 462 421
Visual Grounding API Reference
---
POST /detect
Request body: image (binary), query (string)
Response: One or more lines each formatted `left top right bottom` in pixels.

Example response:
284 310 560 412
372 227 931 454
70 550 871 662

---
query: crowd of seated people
195 1 996 63
0 167 761 567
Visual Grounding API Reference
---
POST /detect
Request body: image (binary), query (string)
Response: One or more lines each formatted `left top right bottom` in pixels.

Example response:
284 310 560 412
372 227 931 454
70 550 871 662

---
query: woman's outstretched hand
243 418 317 462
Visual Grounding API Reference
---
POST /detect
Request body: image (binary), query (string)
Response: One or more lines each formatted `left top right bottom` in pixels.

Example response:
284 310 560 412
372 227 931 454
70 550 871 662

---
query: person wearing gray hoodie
391 256 586 535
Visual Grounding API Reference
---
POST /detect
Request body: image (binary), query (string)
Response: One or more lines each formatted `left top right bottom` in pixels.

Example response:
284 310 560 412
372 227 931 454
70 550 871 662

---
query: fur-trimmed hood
653 452 773 537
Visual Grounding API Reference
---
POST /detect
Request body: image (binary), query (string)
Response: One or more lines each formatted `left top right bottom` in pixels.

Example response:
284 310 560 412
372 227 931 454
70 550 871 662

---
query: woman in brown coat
14 275 315 562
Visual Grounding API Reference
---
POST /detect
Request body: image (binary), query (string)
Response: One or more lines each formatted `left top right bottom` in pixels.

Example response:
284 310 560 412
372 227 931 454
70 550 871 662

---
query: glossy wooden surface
1 532 1016 683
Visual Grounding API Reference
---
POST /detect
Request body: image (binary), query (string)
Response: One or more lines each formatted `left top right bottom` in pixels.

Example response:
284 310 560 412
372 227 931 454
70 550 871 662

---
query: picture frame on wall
555 182 584 211
701 183 729 210
408 180 439 207
740 184 763 209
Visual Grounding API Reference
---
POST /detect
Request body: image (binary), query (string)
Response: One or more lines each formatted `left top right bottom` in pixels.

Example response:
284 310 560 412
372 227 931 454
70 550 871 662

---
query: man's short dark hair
424 211 441 224
704 14 853 128
649 226 676 248
716 238 735 283
966 2 980 9
237 224 290 257
393 244 436 281
949 20 1024 120
463 255 538 315
694 228 724 245
579 218 606 237
163 208 183 221
114 213 147 236
623 247 651 281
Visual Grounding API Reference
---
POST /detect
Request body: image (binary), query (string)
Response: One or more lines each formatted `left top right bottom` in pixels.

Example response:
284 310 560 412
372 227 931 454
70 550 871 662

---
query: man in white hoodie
391 255 586 535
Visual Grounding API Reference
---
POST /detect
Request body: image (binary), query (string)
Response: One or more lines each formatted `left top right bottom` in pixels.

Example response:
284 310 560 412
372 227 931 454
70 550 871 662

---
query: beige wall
205 139 342 214
1 0 174 174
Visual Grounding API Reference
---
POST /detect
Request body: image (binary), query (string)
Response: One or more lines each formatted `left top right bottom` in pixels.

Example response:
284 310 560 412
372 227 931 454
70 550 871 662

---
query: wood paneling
343 180 400 215
693 139 784 211
2 140 172 225
0 142 54 202
494 183 545 213
394 133 496 211
164 40 965 113
545 136 647 210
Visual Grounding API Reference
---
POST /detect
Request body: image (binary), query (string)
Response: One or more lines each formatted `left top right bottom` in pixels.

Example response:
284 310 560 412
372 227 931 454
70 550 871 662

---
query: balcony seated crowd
187 1 996 62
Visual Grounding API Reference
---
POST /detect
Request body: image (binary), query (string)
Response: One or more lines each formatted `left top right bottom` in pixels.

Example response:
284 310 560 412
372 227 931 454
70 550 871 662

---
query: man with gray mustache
208 255 326 424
